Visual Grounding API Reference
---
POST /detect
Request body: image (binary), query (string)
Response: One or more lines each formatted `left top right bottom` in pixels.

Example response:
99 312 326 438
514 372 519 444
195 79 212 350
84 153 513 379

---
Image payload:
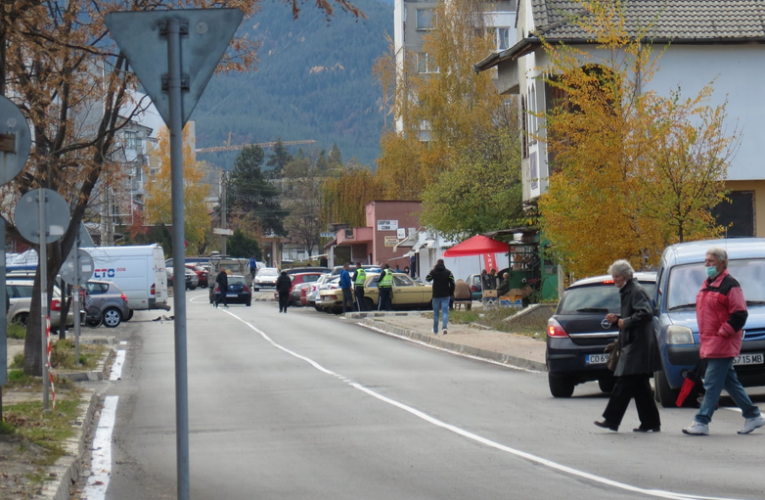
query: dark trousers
602 374 661 428
279 292 290 312
342 287 353 314
215 289 228 307
354 287 366 311
378 287 392 311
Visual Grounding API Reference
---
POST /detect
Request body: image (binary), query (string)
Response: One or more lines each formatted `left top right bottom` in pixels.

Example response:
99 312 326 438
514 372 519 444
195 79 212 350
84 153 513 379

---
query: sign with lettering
377 220 398 231
384 236 398 247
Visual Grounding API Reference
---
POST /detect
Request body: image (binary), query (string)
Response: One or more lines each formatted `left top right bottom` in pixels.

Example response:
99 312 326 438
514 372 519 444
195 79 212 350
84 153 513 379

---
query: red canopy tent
442 235 508 257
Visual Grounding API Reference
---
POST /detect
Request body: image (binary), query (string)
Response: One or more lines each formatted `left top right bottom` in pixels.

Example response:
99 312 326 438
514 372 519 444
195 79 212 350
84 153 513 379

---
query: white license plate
586 353 610 365
734 353 764 365
226 294 238 298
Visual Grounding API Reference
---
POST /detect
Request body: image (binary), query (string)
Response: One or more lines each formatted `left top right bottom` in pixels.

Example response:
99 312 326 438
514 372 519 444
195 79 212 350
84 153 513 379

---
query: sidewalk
348 311 546 371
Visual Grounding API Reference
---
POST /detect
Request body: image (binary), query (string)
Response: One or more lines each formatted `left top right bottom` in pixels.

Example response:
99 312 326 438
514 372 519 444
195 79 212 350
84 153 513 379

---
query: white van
82 244 170 315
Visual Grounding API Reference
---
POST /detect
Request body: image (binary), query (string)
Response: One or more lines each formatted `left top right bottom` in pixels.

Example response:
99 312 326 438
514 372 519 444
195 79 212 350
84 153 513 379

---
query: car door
392 275 422 308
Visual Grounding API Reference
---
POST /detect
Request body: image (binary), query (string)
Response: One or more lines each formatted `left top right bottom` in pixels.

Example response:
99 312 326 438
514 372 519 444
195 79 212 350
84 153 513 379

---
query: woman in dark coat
595 259 662 433
276 271 292 313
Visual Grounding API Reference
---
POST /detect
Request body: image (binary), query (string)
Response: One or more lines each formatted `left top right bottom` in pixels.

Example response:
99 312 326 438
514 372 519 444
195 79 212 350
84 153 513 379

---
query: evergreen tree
227 230 263 259
266 138 293 179
229 146 288 236
329 143 343 168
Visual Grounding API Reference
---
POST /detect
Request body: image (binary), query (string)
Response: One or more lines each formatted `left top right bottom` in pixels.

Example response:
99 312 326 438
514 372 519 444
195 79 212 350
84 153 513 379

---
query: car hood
668 306 765 331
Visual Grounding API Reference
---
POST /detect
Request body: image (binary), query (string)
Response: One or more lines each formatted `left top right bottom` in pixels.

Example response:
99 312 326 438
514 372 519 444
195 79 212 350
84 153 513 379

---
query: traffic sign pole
74 235 81 365
38 191 50 410
167 17 190 500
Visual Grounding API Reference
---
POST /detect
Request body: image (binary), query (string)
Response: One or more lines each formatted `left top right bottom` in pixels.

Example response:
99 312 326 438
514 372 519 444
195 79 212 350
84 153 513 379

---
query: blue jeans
695 358 760 424
432 296 450 333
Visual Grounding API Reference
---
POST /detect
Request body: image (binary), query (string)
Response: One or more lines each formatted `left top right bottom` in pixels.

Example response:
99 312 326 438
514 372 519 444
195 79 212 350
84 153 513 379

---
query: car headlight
667 325 694 345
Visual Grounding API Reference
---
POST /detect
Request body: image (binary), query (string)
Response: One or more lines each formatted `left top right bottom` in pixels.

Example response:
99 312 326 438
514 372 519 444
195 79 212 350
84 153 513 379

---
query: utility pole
221 171 227 255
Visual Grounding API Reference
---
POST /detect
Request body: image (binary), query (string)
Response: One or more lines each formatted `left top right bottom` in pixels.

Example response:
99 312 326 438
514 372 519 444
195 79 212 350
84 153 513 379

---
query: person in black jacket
276 271 292 313
426 259 455 335
594 259 661 433
215 267 229 308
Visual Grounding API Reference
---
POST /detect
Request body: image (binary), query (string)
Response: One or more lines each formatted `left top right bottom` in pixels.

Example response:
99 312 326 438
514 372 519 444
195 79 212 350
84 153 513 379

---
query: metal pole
74 236 81 366
0 221 6 421
167 17 190 500
221 174 227 256
39 191 49 410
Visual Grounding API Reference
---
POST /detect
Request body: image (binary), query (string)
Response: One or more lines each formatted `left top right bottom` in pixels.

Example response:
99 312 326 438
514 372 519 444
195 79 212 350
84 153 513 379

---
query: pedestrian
594 259 661 433
395 264 401 272
683 247 765 436
488 268 498 290
404 266 410 276
480 269 490 290
249 256 257 278
215 266 229 308
320 256 328 268
426 259 455 335
353 261 367 311
497 272 510 296
376 263 394 311
276 270 292 313
340 262 354 314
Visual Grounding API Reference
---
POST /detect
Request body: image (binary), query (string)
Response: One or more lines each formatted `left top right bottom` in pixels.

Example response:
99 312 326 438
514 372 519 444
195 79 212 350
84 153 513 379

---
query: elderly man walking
683 247 765 436
594 259 661 433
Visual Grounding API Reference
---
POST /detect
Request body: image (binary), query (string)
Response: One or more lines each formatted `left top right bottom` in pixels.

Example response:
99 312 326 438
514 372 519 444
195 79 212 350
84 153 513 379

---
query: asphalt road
92 289 765 500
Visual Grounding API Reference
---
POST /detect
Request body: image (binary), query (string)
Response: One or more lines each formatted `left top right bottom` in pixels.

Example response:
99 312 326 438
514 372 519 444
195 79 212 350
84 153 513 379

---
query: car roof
662 238 765 266
291 271 327 276
569 272 656 288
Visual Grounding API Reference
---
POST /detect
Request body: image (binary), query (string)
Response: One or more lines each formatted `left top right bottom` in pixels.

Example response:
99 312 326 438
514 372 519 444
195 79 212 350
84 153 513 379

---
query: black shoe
594 420 618 431
633 426 661 433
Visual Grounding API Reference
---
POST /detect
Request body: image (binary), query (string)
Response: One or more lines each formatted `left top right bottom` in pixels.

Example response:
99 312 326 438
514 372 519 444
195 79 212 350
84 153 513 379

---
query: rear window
559 281 656 314
229 277 245 285
86 283 110 295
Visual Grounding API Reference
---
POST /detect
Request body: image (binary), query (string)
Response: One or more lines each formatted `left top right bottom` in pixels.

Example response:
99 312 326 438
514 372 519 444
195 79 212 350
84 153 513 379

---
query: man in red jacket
683 247 765 436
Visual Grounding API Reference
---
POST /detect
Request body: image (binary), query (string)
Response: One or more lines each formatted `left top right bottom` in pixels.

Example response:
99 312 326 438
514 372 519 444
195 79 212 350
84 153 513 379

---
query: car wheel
598 376 615 393
315 305 322 312
190 285 197 290
12 312 28 326
102 307 122 328
246 301 252 307
364 298 375 311
253 287 259 291
548 374 575 398
125 310 134 322
654 369 679 408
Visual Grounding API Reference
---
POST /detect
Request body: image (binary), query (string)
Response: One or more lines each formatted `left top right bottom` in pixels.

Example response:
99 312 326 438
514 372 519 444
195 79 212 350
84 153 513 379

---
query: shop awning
442 235 508 257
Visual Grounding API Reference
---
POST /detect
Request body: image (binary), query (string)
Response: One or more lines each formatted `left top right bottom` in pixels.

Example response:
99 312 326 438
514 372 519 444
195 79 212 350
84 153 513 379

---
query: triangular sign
105 9 243 127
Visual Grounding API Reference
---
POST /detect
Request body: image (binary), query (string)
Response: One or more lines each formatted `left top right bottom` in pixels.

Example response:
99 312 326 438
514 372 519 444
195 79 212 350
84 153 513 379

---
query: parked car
290 282 315 307
652 238 765 407
309 274 335 310
320 272 433 313
465 274 484 300
7 280 75 328
252 268 279 290
316 276 342 312
329 264 381 276
272 272 326 304
546 272 657 398
185 263 209 287
210 274 252 306
167 267 199 290
284 266 331 275
83 280 131 328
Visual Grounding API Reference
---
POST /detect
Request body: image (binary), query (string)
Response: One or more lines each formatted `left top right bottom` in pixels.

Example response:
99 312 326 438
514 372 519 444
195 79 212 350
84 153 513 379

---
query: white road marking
82 395 119 500
119 340 127 346
360 322 541 373
222 308 752 500
110 350 126 381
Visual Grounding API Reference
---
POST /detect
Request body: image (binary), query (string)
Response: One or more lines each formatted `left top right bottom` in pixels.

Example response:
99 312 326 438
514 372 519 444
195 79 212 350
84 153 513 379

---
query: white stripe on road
110 350 126 381
222 308 751 500
82 395 119 500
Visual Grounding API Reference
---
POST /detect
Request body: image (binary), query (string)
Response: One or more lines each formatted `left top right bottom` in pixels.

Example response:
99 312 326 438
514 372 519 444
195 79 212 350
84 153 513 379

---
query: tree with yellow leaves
537 0 735 277
145 126 211 253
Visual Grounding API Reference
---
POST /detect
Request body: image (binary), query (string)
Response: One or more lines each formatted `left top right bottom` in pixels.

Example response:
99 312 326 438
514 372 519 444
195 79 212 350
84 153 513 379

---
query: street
87 289 765 500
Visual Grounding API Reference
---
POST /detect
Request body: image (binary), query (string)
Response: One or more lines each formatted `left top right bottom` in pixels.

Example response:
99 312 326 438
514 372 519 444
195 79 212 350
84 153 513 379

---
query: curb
344 311 425 320
37 347 115 499
359 318 547 372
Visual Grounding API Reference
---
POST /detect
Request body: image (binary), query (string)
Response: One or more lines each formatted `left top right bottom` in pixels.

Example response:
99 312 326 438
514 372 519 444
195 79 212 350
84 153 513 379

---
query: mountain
192 0 393 169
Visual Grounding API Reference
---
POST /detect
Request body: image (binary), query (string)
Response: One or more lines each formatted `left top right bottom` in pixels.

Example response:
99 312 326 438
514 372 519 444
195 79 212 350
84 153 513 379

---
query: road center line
110 350 126 381
221 309 750 500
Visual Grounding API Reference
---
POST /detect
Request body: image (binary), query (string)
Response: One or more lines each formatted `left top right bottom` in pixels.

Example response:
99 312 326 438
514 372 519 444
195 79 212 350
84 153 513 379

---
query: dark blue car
652 238 765 407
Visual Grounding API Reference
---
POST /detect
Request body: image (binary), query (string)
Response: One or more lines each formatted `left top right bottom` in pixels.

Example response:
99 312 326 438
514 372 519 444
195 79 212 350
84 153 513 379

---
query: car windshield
667 259 765 310
260 269 278 276
559 281 656 314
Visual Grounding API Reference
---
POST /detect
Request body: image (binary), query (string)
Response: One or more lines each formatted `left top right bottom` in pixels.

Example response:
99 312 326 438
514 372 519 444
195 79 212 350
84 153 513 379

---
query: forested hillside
192 0 393 169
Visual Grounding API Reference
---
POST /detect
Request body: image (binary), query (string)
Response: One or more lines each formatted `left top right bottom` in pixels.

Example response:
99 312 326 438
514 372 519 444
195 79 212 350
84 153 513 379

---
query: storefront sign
384 236 398 247
377 220 398 231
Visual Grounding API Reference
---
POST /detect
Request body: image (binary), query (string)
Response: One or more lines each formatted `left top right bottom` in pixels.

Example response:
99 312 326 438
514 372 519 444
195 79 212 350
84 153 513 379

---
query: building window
496 27 510 51
527 82 538 144
713 191 755 237
416 9 434 30
125 131 140 150
416 53 439 74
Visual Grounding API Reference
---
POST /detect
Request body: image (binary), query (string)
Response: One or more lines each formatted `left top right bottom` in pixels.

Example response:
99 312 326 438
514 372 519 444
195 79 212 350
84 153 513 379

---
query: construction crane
195 132 317 154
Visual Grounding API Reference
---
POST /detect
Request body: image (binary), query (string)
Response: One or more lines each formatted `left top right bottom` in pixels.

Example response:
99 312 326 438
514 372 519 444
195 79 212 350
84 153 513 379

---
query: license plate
586 353 610 365
734 353 764 365
226 294 238 298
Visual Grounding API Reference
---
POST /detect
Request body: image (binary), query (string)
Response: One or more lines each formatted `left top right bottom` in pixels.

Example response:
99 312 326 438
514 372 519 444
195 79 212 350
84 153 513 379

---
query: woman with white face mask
594 259 662 433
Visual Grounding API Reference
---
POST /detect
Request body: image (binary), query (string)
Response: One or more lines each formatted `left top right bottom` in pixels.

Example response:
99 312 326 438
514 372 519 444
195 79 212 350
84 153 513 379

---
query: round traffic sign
0 95 31 185
60 248 95 285
14 188 71 244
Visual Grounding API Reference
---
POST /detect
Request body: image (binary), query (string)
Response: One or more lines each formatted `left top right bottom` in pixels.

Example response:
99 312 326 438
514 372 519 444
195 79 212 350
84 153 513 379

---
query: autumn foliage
537 0 736 277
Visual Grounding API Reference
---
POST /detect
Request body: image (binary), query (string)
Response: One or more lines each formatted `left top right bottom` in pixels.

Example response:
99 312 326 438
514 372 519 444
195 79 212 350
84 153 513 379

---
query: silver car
84 280 131 328
7 279 75 328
